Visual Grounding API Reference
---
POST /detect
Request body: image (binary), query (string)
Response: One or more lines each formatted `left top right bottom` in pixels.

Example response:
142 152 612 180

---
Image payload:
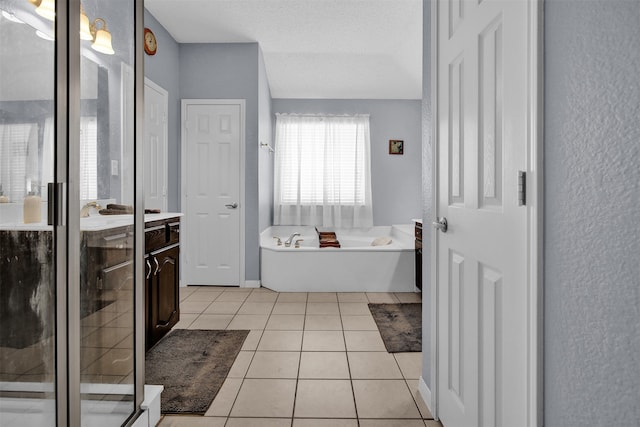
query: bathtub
260 225 417 292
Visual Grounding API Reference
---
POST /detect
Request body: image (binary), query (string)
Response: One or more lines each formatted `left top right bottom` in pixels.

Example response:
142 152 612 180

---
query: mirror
0 3 119 219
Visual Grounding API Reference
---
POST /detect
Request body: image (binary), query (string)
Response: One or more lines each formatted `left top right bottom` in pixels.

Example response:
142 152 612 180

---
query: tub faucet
80 201 102 218
284 232 300 247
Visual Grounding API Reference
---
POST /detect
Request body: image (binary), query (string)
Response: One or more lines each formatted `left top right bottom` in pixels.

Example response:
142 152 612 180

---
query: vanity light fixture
79 5 92 40
89 18 114 55
80 4 114 55
33 0 55 21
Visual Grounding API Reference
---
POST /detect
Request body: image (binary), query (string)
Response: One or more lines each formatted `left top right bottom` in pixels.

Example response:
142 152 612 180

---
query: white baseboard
418 376 433 416
243 280 261 288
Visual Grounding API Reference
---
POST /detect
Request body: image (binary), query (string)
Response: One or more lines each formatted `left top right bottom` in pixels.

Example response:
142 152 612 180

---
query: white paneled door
434 1 538 426
183 100 244 286
144 79 168 211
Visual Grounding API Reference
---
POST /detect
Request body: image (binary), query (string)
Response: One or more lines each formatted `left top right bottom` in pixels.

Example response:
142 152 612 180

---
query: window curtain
274 113 373 228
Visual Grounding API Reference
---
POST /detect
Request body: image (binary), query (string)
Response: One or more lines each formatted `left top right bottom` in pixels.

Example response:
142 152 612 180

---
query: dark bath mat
145 329 249 414
368 303 422 352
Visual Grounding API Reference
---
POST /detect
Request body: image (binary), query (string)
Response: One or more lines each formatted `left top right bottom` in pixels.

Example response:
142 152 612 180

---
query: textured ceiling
144 0 423 99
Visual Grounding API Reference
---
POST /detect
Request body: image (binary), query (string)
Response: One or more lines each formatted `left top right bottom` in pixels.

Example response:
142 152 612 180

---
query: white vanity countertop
412 218 422 224
0 212 183 232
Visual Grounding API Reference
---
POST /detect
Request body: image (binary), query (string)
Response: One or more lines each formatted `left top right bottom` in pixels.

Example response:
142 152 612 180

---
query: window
274 114 373 228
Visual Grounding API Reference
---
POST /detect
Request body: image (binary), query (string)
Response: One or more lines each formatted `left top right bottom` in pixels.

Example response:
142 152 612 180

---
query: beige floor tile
277 292 308 302
204 301 243 315
266 314 305 330
344 331 386 351
406 379 433 418
306 302 340 315
341 315 378 331
226 418 291 427
237 302 275 314
183 291 222 302
204 377 243 416
230 378 296 417
216 291 250 302
304 315 342 330
227 351 254 378
246 351 300 378
159 416 226 427
222 287 252 292
178 300 211 314
339 302 371 315
298 352 350 379
188 314 233 330
424 421 443 426
337 292 369 303
395 292 422 303
245 291 279 302
241 330 263 351
257 330 303 351
348 352 404 379
227 314 269 330
394 352 423 380
294 379 356 418
171 313 197 329
179 287 196 301
360 420 426 427
272 302 307 315
302 330 346 351
307 292 338 302
293 420 358 427
366 292 400 303
352 379 421 419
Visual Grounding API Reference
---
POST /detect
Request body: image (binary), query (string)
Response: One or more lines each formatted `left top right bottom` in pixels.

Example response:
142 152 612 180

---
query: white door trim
180 99 246 286
144 78 169 212
429 1 544 426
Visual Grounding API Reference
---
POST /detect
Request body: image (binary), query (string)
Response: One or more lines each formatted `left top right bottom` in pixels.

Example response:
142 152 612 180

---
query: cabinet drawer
146 222 180 253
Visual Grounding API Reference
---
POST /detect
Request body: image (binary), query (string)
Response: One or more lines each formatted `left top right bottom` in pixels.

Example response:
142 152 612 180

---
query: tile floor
157 286 442 427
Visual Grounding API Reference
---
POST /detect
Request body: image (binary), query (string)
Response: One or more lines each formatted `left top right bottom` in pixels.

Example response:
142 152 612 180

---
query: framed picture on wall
389 140 404 155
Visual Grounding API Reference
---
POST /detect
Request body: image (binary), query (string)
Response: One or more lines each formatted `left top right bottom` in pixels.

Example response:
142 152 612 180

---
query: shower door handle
225 203 238 209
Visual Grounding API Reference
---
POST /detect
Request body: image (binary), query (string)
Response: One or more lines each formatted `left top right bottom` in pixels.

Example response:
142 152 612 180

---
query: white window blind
0 123 37 202
79 116 97 200
274 114 373 228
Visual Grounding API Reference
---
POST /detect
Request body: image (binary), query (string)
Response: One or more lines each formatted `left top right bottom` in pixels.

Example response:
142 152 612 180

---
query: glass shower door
0 1 57 425
78 0 137 425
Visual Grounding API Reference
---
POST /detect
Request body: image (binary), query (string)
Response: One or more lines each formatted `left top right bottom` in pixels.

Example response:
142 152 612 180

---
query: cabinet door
148 244 180 347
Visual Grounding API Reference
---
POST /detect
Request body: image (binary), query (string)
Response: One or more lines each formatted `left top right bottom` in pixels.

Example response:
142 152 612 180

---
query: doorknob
432 217 448 233
225 203 238 209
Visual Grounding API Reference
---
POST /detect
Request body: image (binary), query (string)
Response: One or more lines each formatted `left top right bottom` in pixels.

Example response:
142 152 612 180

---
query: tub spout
284 232 300 247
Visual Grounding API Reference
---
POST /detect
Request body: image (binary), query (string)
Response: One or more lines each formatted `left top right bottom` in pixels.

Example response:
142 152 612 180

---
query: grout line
338 298 360 427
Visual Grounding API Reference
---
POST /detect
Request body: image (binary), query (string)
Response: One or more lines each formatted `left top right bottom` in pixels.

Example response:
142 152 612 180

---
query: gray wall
421 0 432 389
544 1 640 425
144 10 180 211
272 99 422 226
179 43 261 281
258 48 275 233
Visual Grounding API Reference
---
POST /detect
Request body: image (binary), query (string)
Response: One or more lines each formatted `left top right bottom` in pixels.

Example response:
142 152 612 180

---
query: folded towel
320 242 341 248
99 208 133 215
107 203 133 211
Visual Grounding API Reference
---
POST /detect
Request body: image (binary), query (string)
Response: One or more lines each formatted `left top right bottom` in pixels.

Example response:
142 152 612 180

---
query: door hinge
518 171 526 206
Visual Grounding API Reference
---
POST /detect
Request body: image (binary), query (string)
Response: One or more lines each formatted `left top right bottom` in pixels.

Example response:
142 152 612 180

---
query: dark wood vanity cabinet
415 221 422 291
145 218 180 350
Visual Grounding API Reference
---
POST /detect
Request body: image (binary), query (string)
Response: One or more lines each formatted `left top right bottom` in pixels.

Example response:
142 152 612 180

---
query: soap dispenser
0 184 8 203
24 187 42 224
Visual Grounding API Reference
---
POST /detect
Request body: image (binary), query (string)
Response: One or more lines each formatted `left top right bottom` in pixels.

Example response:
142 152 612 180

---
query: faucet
284 232 300 247
80 201 102 218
